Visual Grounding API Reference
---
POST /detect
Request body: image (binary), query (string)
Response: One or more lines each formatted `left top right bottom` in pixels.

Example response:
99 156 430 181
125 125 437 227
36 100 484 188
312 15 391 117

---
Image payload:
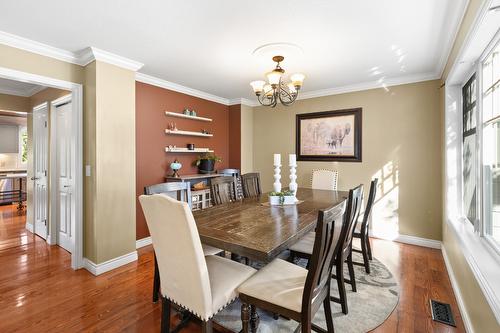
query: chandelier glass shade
250 56 305 107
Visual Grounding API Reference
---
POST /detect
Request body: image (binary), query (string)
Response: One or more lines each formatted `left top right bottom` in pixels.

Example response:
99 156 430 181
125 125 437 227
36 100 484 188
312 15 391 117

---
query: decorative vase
170 159 182 177
198 159 215 174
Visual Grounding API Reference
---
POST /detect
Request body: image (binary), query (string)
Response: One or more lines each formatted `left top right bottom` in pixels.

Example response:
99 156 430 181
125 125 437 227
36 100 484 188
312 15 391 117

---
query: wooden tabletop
194 187 348 262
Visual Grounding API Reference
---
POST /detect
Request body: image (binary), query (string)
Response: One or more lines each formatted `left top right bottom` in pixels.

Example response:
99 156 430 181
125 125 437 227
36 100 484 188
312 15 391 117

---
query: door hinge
44 170 47 177
44 120 48 128
44 219 47 226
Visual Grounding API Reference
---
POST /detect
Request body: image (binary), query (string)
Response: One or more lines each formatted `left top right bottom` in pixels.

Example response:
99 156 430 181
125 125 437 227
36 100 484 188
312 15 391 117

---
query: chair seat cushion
237 258 308 313
202 244 223 256
289 232 315 255
205 255 256 314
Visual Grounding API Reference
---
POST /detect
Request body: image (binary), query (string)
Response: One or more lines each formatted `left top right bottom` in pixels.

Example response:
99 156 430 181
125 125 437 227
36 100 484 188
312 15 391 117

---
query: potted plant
193 153 222 174
269 190 296 205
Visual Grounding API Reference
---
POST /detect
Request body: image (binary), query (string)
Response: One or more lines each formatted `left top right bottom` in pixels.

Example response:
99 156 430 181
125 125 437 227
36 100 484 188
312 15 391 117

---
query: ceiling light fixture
250 55 305 107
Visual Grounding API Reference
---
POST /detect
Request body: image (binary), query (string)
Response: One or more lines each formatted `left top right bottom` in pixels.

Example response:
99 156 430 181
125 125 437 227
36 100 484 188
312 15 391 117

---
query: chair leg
323 293 335 333
153 253 160 303
347 252 357 292
360 234 371 274
250 305 259 333
332 262 348 315
367 235 373 260
202 319 213 333
241 303 250 333
161 297 171 333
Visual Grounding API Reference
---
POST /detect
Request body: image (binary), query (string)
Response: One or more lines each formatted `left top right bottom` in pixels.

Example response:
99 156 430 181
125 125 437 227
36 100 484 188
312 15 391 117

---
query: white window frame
17 125 27 167
444 1 500 323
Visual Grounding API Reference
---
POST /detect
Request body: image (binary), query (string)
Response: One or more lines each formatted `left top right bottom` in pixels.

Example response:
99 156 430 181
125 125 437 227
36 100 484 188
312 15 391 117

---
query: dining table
194 187 349 262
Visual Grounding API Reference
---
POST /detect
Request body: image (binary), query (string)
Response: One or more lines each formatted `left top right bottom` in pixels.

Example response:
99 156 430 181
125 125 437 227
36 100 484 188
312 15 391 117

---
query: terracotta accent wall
136 82 231 240
228 104 241 170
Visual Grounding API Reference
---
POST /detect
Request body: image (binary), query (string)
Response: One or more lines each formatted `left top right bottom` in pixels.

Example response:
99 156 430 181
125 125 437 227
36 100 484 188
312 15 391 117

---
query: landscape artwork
296 108 362 162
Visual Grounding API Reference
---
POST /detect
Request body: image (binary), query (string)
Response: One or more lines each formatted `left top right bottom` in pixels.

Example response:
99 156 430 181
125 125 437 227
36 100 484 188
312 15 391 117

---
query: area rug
214 251 399 333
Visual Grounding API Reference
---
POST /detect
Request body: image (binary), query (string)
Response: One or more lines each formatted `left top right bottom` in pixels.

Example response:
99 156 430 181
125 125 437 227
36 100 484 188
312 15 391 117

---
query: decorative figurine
183 108 190 115
170 159 182 178
191 109 197 117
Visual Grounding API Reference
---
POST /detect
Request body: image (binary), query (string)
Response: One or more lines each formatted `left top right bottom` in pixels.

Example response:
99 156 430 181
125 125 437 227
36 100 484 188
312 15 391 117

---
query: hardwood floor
0 205 466 332
0 204 31 251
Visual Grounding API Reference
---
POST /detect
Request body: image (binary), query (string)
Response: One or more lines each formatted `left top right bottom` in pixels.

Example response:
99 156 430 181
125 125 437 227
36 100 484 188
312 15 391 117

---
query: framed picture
296 108 362 162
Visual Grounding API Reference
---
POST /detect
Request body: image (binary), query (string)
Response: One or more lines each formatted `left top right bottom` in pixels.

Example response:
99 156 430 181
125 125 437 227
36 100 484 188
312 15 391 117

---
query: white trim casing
136 236 152 249
442 246 474 333
83 251 138 276
25 222 33 233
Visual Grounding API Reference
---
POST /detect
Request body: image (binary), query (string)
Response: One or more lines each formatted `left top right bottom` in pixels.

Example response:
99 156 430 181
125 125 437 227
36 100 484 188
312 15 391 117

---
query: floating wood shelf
165 111 212 122
165 129 213 137
165 147 214 153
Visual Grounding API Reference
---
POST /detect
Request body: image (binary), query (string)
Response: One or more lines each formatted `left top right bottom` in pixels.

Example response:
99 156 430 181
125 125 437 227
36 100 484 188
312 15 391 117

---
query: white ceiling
0 77 46 97
0 0 467 101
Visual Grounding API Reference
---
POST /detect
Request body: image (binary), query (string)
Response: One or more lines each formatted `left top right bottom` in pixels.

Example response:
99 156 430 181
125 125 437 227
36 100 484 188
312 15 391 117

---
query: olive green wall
253 80 443 241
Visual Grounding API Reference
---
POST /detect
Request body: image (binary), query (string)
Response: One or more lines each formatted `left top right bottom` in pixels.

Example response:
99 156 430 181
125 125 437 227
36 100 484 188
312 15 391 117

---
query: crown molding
228 98 259 107
80 47 144 71
136 72 229 105
436 0 470 78
0 30 143 71
296 71 440 101
0 30 81 65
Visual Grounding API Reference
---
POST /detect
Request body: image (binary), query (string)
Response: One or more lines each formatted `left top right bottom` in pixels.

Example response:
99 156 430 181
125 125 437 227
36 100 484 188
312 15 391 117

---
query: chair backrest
241 173 262 198
311 169 338 191
144 182 192 208
301 200 347 323
339 184 364 258
211 176 237 205
139 194 213 320
219 168 240 177
359 179 378 235
219 169 243 199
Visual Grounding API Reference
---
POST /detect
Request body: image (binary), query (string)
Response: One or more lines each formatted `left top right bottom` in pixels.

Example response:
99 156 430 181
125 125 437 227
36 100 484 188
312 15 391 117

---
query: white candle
273 153 281 166
289 154 296 166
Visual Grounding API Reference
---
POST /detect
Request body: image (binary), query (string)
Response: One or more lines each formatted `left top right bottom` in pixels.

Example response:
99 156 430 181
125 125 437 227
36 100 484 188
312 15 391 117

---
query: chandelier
250 56 305 107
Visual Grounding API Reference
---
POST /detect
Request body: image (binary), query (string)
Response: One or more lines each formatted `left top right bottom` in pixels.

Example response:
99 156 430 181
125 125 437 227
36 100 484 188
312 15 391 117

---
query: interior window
483 41 500 243
462 74 477 224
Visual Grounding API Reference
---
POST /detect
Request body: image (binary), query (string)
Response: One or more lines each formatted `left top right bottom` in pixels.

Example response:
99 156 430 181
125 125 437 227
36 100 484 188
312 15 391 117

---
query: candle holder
273 164 282 193
289 163 298 196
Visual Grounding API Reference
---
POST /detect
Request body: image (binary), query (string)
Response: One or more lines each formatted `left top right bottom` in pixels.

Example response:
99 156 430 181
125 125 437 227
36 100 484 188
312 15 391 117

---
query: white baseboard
371 232 442 249
442 246 474 333
83 251 138 276
25 222 33 233
136 236 152 249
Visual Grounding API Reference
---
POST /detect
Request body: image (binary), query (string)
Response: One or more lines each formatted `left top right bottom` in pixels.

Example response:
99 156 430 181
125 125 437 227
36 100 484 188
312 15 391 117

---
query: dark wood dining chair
139 194 256 333
352 179 378 274
219 168 243 199
289 184 364 315
210 176 237 205
238 200 347 333
241 172 262 198
144 182 223 303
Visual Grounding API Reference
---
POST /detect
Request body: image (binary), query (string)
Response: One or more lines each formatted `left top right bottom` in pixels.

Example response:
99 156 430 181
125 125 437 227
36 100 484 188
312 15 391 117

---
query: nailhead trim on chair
163 294 239 321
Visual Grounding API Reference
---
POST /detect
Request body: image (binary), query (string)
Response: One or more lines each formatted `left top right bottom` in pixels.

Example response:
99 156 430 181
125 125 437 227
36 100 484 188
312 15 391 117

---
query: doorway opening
0 68 83 269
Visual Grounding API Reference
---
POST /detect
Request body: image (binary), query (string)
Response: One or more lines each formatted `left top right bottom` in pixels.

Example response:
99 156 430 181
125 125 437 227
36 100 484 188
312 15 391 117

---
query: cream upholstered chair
144 182 223 303
311 169 339 190
238 200 347 333
139 194 256 333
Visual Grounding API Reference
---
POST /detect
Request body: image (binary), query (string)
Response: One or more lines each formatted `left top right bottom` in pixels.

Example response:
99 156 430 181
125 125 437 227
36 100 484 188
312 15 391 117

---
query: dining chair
139 194 256 333
289 184 364 315
210 176 237 205
241 173 262 198
144 182 223 303
352 179 378 274
311 169 339 191
238 200 347 333
219 168 243 199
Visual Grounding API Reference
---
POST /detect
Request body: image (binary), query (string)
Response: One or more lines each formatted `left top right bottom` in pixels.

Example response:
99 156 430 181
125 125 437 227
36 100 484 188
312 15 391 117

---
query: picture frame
296 108 362 162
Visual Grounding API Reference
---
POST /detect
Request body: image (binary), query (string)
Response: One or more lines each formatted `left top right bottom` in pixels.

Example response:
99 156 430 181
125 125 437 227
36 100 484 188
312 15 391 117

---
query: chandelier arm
278 83 298 106
257 92 276 107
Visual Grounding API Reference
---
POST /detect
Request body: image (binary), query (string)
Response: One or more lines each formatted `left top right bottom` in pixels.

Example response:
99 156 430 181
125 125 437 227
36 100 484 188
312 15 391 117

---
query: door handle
63 185 71 188
31 177 40 181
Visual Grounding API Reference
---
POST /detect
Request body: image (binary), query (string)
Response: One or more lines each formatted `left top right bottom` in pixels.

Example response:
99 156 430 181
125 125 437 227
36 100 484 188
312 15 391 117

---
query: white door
55 99 75 253
33 103 49 239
